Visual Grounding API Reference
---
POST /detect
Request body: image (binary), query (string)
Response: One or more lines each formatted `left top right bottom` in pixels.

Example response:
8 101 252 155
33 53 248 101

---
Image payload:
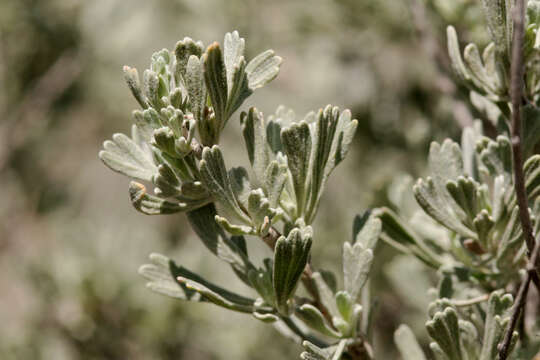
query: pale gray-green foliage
98 2 540 357
380 1 540 359
99 30 373 359
377 121 540 288
394 291 517 360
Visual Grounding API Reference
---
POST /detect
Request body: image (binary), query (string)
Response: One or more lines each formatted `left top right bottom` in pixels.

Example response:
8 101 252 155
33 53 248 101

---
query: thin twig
498 235 540 358
499 1 538 357
451 294 489 307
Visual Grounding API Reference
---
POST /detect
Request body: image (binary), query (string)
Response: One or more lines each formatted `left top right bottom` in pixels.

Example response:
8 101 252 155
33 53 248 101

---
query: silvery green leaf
273 228 312 315
178 276 256 313
281 121 312 217
223 31 245 94
139 253 204 300
445 176 483 220
463 44 488 88
426 306 463 360
305 106 358 223
129 182 205 214
414 176 477 239
199 146 251 224
296 304 341 338
264 160 288 208
140 252 259 314
203 42 228 131
394 325 427 360
461 123 482 179
353 211 381 250
413 140 474 238
100 127 157 182
447 26 475 85
472 210 494 249
343 242 373 301
428 140 466 205
225 56 252 124
174 37 204 83
240 107 271 183
479 291 515 360
246 49 282 90
143 69 161 108
185 55 206 122
152 127 177 157
481 0 511 58
476 136 512 182
123 65 148 108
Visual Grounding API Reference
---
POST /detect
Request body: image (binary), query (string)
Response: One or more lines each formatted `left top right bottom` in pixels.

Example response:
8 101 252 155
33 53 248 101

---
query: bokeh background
0 0 490 359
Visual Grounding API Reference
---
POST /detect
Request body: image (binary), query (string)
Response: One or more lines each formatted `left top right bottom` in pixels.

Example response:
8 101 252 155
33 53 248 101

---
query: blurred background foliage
0 0 492 359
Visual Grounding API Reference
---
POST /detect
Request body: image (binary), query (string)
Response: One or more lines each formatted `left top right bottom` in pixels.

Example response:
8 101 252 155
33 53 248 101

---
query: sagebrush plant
99 1 540 358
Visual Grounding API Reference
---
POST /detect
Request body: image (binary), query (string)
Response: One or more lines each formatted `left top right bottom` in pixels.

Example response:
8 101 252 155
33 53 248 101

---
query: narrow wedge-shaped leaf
281 121 312 217
199 146 251 224
481 0 510 57
203 43 228 128
447 26 474 84
305 106 339 221
139 253 203 300
296 304 341 338
223 31 245 93
426 307 463 360
414 177 477 239
463 43 494 93
175 37 204 82
123 66 148 108
353 212 381 250
178 276 256 313
394 325 427 360
100 129 157 181
343 242 373 301
241 107 270 183
273 228 312 314
225 57 252 121
143 69 160 108
479 291 514 360
264 160 288 208
129 182 203 214
246 49 282 89
185 55 206 122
